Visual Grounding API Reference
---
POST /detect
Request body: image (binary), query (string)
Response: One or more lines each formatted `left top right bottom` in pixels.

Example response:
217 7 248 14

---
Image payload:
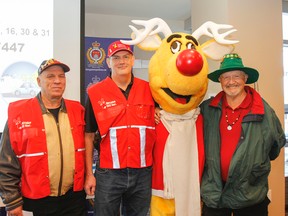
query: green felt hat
208 53 259 84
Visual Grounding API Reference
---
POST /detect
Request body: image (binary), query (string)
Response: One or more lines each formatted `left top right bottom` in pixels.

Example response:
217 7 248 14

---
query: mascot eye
186 42 196 50
170 41 182 54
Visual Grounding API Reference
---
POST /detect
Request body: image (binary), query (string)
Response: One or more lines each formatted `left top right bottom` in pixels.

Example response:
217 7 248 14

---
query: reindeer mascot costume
122 18 238 216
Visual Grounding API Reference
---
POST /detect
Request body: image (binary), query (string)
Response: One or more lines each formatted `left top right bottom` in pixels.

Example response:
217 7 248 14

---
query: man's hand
84 174 96 196
7 205 23 216
155 107 161 124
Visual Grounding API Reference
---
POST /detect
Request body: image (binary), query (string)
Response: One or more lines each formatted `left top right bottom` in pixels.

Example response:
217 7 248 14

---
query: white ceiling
85 0 191 21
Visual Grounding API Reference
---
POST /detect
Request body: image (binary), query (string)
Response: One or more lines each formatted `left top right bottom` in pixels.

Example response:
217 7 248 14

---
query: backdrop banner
84 37 133 100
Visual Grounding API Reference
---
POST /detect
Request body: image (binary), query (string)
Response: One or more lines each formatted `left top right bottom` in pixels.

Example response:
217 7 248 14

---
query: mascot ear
201 39 235 60
131 30 162 51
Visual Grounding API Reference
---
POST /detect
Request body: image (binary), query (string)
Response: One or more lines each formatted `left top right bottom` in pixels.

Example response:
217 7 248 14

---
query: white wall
54 0 82 101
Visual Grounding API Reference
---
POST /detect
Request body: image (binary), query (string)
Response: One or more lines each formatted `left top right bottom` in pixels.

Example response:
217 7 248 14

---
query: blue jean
94 166 152 216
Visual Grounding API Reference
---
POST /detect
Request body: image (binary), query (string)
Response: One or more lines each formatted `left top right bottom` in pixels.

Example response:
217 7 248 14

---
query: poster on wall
0 0 53 133
84 37 133 101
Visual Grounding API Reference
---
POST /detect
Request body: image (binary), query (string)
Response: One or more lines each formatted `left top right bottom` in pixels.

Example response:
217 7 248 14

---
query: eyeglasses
110 54 132 62
219 74 245 82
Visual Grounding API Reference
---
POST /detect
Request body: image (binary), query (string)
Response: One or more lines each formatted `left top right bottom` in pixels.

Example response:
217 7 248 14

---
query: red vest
152 114 205 191
88 77 156 169
8 97 85 199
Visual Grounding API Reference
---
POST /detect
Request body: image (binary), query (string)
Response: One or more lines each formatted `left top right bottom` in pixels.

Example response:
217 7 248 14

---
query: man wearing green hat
200 53 286 216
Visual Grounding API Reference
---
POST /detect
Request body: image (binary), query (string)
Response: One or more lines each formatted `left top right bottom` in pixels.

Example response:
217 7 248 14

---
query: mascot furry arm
122 18 238 216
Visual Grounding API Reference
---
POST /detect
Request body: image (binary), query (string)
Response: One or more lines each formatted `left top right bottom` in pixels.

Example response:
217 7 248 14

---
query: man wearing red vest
84 40 156 215
0 59 86 216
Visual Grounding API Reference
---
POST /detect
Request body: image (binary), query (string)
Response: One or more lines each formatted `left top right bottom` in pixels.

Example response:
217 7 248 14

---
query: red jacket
152 114 205 192
7 97 85 198
88 77 156 169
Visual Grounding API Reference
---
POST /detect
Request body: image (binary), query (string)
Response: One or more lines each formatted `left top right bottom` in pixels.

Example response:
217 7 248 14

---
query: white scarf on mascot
160 108 201 216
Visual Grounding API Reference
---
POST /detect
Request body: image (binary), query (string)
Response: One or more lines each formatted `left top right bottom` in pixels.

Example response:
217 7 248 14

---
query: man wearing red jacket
84 41 156 216
0 59 86 216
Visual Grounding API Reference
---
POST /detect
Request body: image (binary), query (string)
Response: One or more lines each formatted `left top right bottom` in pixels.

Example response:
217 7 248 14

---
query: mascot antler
123 18 172 45
121 18 238 48
192 21 238 44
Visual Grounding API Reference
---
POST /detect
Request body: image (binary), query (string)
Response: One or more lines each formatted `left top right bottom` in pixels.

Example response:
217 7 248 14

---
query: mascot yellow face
121 18 237 114
149 32 209 114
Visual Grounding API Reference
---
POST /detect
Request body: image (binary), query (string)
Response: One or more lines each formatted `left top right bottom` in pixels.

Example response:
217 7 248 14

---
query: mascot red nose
122 18 238 216
176 49 204 76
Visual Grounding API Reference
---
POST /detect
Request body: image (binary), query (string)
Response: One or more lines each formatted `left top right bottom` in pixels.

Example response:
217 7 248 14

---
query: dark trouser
0 207 6 216
23 189 87 216
202 196 270 216
94 166 152 216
